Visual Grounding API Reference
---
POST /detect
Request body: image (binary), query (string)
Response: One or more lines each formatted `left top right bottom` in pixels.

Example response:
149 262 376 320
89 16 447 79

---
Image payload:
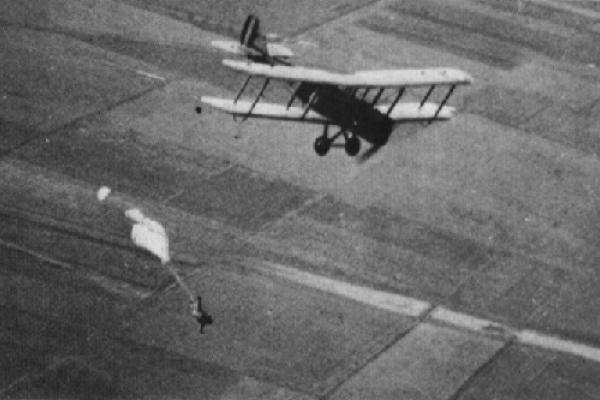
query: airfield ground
1 0 600 398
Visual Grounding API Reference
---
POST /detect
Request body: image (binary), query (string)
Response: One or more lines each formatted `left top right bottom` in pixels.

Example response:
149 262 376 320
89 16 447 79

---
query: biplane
197 15 473 156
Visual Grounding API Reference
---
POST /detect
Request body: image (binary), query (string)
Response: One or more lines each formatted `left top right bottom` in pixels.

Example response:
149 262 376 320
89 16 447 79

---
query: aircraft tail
239 15 293 62
240 15 268 55
211 15 292 62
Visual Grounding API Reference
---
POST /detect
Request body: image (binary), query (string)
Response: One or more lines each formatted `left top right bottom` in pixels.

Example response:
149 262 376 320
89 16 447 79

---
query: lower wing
200 96 455 122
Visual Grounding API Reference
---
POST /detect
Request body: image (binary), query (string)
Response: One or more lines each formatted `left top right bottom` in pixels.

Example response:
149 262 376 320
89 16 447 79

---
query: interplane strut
301 89 319 119
420 85 436 108
429 84 456 124
286 83 302 109
242 77 270 120
370 88 385 105
386 87 405 116
234 75 252 103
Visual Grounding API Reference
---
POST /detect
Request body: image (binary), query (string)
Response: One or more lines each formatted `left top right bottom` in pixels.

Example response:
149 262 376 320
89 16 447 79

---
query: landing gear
314 136 331 156
344 133 360 156
314 123 331 156
313 124 361 157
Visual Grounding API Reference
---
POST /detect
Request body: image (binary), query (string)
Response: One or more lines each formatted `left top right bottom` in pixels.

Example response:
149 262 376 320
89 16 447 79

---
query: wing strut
234 75 252 104
301 89 319 119
242 78 270 120
429 84 456 124
359 88 371 101
286 83 301 109
420 85 436 108
370 88 385 105
386 87 405 116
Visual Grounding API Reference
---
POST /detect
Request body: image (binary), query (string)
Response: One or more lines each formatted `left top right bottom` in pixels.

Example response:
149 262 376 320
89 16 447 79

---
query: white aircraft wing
378 102 455 120
211 41 293 58
201 96 328 123
222 59 472 88
201 96 455 122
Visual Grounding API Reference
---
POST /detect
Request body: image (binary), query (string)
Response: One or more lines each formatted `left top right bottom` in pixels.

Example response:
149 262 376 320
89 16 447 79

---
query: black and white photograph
1 0 600 398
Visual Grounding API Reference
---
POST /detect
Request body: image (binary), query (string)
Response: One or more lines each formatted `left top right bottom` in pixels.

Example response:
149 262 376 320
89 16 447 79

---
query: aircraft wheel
314 136 330 156
345 135 360 156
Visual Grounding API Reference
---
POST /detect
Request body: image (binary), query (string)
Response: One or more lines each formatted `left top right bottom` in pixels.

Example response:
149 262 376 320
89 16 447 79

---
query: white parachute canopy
97 186 111 202
125 208 170 264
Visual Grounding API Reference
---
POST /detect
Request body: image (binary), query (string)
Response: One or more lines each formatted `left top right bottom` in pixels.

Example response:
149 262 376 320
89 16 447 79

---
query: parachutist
191 296 213 334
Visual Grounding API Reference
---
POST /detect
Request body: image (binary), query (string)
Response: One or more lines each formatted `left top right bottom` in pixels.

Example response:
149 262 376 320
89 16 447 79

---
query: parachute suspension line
162 261 195 302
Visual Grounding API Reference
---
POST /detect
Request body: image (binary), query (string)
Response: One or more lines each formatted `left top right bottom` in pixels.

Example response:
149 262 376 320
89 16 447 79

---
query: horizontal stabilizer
266 43 294 58
211 40 293 58
223 59 472 88
211 40 246 55
201 96 454 122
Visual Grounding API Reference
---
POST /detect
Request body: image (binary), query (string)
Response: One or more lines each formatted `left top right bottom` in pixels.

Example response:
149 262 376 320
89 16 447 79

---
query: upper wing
223 59 472 88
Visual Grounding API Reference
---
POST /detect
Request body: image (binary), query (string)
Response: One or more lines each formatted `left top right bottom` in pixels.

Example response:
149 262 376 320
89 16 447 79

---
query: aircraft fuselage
295 83 392 146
